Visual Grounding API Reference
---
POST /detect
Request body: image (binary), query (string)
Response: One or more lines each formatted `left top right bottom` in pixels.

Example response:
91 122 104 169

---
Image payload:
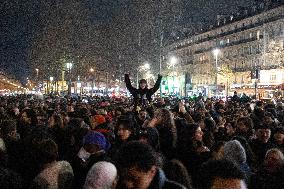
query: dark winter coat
125 74 162 109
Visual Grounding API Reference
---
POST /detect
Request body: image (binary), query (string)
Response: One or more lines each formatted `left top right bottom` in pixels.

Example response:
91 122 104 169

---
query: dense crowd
0 93 283 189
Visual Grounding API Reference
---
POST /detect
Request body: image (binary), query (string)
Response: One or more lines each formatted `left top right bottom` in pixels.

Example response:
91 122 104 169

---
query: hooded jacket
223 140 252 180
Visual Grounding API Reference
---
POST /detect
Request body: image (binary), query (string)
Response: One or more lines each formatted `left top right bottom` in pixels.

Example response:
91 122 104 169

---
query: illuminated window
257 30 260 40
270 75 276 81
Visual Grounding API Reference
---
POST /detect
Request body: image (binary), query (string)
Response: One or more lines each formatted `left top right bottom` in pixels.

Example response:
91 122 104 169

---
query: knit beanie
93 115 106 125
223 140 247 165
84 161 117 189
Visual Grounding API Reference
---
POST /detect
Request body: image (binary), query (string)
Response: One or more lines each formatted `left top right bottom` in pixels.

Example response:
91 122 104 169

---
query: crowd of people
0 92 283 189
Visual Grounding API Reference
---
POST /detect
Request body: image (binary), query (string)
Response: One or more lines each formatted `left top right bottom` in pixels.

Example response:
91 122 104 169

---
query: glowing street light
169 56 178 67
143 62 150 70
66 62 73 96
89 68 95 96
213 48 220 57
66 62 73 70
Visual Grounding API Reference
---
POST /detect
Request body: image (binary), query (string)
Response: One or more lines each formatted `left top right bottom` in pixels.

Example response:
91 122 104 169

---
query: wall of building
163 4 284 96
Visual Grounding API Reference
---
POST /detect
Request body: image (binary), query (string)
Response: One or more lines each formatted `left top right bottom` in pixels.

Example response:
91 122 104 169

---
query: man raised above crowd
125 73 162 110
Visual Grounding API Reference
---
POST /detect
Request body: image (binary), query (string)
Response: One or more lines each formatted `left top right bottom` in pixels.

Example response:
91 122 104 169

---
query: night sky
0 0 256 82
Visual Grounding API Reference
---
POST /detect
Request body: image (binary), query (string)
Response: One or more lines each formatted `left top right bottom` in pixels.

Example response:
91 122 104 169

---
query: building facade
163 2 284 98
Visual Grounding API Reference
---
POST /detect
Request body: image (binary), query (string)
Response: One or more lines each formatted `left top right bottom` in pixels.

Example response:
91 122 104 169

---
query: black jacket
125 74 162 108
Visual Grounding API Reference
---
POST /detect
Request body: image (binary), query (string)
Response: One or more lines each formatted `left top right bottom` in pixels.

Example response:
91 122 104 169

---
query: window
270 75 276 81
257 30 261 40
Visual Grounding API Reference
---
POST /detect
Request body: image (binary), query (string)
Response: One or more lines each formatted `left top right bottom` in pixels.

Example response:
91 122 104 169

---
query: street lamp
49 76 54 93
35 68 39 77
169 56 178 67
66 62 73 96
89 68 95 96
212 48 220 96
144 63 150 70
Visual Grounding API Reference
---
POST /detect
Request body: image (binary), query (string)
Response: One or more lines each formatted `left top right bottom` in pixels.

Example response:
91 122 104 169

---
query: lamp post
169 56 178 95
212 49 220 96
49 76 54 93
66 62 73 96
90 68 95 96
35 68 39 79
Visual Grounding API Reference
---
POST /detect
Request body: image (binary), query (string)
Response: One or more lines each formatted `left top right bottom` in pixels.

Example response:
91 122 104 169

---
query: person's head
36 138 58 166
256 124 271 143
48 113 64 129
84 161 118 189
138 127 160 151
139 79 147 89
273 126 284 145
154 108 175 128
264 148 284 173
0 120 19 141
115 141 159 189
83 131 111 154
198 159 247 189
163 159 192 189
117 120 134 142
263 112 274 125
189 123 204 142
138 110 148 121
223 140 247 165
236 117 253 138
20 108 38 126
234 91 237 96
211 141 226 160
225 121 237 136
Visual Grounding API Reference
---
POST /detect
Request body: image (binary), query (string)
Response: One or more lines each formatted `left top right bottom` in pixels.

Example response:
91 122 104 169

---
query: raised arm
125 74 136 94
149 74 162 94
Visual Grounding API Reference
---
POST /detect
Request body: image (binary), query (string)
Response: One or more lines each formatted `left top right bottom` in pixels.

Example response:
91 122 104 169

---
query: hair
211 141 226 160
265 148 284 161
22 108 38 126
237 117 254 129
197 159 246 189
0 120 17 138
51 114 64 129
36 138 58 166
116 119 134 132
155 108 177 144
235 116 254 139
115 141 159 172
163 159 192 189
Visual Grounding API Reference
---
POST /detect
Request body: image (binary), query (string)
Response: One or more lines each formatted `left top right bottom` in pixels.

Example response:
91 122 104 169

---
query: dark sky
0 0 256 82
